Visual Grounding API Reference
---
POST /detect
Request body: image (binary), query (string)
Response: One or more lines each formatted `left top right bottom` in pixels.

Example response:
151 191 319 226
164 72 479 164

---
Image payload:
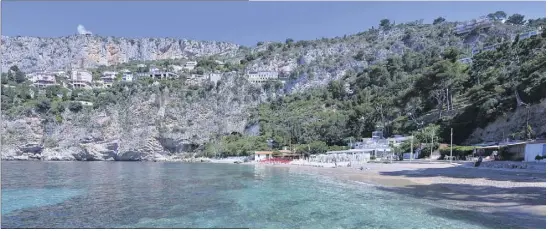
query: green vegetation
506 14 526 25
202 133 269 157
433 17 446 25
242 31 546 153
439 146 475 160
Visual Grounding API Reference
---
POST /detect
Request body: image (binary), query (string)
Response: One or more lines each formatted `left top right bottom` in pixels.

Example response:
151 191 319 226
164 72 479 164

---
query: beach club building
473 140 546 162
315 149 373 163
308 132 413 164
253 147 300 162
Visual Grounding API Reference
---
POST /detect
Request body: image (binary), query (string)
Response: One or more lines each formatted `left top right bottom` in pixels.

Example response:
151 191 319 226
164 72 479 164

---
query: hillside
1 14 546 160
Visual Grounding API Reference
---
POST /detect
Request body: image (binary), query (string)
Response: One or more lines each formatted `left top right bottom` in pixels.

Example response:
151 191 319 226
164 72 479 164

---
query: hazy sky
2 1 546 46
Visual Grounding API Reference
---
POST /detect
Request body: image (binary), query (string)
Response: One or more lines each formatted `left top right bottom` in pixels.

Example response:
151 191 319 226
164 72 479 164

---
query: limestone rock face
1 74 265 161
1 35 240 72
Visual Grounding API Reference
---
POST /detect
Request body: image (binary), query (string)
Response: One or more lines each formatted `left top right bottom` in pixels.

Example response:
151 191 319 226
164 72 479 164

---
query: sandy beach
217 160 546 228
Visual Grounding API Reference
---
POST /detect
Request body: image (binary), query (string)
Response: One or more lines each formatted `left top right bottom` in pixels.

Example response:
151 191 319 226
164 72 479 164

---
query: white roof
326 148 391 154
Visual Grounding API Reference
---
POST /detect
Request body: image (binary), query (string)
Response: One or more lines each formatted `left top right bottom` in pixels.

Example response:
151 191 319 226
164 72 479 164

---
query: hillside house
454 16 493 35
246 71 279 84
101 71 117 88
170 65 184 72
519 30 541 40
121 69 134 82
29 72 58 88
71 70 93 89
208 73 222 84
150 71 178 79
137 67 178 79
184 61 198 71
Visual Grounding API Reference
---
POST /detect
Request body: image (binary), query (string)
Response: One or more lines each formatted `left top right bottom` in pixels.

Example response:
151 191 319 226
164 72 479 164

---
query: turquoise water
0 162 521 228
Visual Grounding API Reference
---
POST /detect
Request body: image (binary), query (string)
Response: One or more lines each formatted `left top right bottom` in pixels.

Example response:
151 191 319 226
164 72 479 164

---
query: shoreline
260 162 546 228
3 159 545 228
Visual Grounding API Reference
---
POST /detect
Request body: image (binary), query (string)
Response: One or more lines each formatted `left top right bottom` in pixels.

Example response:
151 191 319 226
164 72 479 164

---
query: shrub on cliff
68 101 83 113
35 98 51 113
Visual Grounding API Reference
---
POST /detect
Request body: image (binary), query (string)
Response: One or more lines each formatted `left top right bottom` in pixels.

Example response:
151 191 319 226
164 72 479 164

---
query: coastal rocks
117 151 147 161
1 74 263 162
1 146 18 160
41 148 78 161
157 136 198 153
80 142 119 161
18 143 43 154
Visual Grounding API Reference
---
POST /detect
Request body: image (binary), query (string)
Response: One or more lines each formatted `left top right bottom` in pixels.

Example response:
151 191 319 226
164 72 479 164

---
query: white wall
72 71 92 83
524 143 546 162
255 154 270 162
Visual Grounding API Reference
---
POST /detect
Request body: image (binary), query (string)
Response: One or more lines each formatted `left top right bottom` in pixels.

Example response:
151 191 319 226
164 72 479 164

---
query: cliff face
1 74 268 161
1 35 240 72
465 100 546 144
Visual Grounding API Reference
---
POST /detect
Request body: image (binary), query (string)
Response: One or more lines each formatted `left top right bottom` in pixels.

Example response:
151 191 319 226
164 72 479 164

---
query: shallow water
0 162 522 228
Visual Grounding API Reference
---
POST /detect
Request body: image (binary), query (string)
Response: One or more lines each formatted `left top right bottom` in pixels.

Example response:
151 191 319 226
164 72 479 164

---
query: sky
1 1 546 46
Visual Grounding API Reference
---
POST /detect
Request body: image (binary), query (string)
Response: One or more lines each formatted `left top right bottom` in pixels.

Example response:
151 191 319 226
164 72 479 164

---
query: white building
136 67 178 79
29 72 58 88
121 69 133 82
320 149 373 163
254 151 273 162
208 73 222 84
454 16 493 35
246 71 279 84
100 71 118 88
170 65 184 72
524 143 546 162
518 29 541 40
71 70 93 89
184 61 198 71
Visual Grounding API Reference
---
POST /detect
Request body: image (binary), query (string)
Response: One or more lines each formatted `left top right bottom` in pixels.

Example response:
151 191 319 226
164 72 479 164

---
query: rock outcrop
1 74 266 161
1 35 240 72
466 99 546 144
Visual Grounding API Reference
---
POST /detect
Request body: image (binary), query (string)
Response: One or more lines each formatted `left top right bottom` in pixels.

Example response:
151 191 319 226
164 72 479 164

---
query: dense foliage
254 32 545 150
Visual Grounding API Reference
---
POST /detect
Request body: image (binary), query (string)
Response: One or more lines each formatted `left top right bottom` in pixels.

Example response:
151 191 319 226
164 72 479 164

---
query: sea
0 161 522 228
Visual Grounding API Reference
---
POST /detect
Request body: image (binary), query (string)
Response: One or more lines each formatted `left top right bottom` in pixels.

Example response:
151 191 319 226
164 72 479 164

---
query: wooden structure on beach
253 148 300 162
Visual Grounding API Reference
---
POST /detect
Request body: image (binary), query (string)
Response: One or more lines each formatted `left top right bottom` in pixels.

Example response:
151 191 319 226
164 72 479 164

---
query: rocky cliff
466 100 546 144
1 35 240 72
1 74 269 161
